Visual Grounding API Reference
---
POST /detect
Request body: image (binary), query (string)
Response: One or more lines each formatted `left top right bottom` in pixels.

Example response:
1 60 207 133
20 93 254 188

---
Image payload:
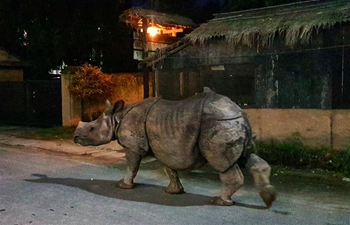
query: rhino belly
146 99 206 170
151 146 207 170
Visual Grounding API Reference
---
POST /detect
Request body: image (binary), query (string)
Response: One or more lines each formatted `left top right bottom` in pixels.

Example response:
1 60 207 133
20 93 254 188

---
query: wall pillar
61 74 82 127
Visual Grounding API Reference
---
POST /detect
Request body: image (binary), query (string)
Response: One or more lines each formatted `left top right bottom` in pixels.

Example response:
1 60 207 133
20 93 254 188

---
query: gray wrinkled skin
74 91 276 207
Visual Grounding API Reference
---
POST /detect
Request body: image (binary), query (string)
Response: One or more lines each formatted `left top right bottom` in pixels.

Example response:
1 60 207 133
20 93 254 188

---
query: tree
0 0 23 55
68 64 115 102
1 0 134 79
1 0 308 79
68 64 116 121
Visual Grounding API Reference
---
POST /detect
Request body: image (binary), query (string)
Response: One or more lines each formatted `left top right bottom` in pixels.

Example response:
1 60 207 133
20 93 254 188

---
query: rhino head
73 100 124 146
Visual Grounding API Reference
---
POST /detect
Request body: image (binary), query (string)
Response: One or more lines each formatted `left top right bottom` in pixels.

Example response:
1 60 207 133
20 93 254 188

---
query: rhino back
202 91 242 121
116 98 160 152
145 95 206 170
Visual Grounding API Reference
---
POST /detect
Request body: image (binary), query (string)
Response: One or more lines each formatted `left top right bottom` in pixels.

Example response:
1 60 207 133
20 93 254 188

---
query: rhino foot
259 185 276 208
116 179 135 189
210 197 233 206
165 185 184 194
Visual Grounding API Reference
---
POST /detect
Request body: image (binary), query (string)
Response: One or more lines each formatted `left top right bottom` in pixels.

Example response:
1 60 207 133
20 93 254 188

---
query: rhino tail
237 112 255 167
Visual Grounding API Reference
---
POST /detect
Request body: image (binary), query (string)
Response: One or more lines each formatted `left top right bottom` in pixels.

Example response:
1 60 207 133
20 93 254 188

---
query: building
141 0 350 109
138 0 350 149
120 8 196 61
0 48 29 82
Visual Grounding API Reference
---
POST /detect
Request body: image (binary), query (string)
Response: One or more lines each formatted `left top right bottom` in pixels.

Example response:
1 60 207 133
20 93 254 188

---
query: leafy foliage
256 136 350 176
1 0 312 78
68 64 115 102
1 0 134 79
327 148 350 177
30 126 76 140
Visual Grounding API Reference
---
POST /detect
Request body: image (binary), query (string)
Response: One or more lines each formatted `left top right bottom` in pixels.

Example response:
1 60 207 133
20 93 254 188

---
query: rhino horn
106 100 112 109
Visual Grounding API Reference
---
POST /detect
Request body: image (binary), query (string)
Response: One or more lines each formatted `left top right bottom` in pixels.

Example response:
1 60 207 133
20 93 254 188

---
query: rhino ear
113 100 125 113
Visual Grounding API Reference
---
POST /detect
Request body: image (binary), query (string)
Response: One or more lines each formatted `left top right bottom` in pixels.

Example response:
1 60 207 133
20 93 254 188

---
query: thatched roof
119 8 196 29
186 0 350 47
138 40 190 69
0 48 30 67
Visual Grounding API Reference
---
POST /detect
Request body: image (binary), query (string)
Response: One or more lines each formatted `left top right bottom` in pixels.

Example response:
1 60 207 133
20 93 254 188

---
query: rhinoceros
74 91 276 207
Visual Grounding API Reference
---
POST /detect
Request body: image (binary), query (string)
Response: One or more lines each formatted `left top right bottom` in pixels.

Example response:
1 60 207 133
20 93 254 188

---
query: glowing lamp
147 26 159 37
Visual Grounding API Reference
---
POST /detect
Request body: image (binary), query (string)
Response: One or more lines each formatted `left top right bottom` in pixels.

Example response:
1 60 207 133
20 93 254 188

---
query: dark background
0 0 305 79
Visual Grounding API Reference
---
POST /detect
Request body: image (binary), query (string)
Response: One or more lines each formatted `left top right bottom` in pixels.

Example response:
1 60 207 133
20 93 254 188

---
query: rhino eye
89 126 95 132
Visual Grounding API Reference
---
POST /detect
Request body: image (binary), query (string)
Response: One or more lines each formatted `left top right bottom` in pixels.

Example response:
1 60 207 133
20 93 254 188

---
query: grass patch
18 126 76 140
256 136 350 177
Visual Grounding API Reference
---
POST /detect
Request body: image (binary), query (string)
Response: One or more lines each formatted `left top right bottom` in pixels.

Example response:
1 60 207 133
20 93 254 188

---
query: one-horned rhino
74 91 276 207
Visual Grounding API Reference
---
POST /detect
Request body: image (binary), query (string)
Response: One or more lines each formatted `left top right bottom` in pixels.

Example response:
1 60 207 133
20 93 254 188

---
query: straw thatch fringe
120 8 196 28
185 0 350 48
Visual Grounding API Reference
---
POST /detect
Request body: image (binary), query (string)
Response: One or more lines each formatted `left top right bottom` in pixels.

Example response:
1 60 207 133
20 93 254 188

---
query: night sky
131 0 227 23
131 0 226 9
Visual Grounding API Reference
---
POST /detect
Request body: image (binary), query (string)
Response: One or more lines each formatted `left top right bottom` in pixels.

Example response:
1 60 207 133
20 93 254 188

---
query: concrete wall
109 72 147 105
61 74 82 126
244 109 350 150
61 72 350 150
332 110 350 150
0 69 23 82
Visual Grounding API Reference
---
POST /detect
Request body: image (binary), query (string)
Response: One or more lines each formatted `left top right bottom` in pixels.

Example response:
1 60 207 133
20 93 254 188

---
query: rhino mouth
74 136 92 146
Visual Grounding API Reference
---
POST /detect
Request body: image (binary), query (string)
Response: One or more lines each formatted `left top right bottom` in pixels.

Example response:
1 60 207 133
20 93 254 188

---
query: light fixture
147 26 159 37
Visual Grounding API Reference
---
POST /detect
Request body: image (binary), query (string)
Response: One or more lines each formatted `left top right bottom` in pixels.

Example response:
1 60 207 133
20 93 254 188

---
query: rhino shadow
25 174 267 209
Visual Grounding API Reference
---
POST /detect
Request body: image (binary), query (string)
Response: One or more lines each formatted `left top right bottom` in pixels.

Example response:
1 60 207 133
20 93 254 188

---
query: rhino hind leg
211 164 244 206
246 153 276 208
164 167 184 194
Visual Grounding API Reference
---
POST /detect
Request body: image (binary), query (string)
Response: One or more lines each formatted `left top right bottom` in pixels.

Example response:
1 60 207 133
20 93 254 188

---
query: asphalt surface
1 126 350 225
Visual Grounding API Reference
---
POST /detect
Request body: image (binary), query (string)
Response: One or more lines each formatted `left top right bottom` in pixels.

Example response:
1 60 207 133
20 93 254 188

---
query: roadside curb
0 134 125 160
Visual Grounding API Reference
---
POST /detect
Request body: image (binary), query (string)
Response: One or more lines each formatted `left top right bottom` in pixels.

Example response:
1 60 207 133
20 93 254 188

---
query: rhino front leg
116 150 142 189
164 167 184 194
246 153 276 208
211 164 244 206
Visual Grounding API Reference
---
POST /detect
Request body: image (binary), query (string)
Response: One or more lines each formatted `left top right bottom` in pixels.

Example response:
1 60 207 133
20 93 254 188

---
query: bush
256 136 350 176
68 64 116 121
327 147 350 176
68 64 115 102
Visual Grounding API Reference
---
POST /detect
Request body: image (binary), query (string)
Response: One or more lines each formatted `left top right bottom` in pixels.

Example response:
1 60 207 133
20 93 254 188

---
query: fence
0 80 62 126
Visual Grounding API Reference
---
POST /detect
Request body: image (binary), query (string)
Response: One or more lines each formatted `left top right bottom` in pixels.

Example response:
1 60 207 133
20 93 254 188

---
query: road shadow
25 174 269 209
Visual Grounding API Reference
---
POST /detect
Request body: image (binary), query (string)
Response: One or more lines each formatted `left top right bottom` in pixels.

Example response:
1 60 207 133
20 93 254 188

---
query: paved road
1 144 350 225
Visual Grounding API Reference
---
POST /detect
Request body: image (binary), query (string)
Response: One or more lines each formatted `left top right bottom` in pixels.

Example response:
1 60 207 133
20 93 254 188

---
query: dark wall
156 25 350 109
157 70 200 100
0 80 62 126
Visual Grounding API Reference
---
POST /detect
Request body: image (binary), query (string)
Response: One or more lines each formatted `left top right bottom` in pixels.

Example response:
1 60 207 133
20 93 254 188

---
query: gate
0 80 62 126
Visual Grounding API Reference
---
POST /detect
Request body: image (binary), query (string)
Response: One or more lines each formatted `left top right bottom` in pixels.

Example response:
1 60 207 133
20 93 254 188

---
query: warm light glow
147 26 159 37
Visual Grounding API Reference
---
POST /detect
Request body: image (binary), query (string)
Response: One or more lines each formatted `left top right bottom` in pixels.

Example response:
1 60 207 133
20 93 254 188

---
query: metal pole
142 17 149 99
